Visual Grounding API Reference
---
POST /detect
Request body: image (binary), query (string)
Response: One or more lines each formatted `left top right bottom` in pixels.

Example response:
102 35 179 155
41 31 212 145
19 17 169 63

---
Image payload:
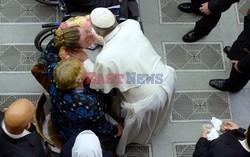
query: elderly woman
44 42 123 149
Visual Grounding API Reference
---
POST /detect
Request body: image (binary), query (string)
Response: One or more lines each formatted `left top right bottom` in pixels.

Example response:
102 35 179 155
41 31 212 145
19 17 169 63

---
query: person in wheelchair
53 15 102 60
43 42 123 150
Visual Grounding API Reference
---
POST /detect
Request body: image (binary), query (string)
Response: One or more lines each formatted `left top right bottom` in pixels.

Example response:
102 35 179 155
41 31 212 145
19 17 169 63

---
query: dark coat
193 128 250 157
208 0 240 13
0 112 45 157
237 14 250 75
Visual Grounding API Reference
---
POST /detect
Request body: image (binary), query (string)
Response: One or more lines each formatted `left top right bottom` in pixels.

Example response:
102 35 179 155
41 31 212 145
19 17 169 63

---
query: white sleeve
83 59 94 72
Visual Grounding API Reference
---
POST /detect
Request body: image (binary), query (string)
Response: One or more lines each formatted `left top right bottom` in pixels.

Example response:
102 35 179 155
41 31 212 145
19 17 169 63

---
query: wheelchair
35 0 58 6
34 0 140 52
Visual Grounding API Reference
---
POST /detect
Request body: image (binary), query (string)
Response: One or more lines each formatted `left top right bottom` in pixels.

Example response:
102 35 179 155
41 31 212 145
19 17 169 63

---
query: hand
222 121 239 131
199 2 211 15
231 60 241 73
115 123 123 137
201 129 210 138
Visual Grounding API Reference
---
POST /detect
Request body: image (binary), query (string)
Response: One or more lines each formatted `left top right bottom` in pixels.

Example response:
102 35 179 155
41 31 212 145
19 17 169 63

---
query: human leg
182 12 221 42
178 0 208 13
209 66 249 92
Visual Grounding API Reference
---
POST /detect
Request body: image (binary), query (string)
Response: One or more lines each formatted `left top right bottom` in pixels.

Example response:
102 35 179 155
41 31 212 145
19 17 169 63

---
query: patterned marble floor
159 0 200 23
159 0 249 24
172 91 231 122
123 144 152 157
174 143 195 157
0 45 40 71
236 0 250 23
1 0 250 157
0 94 40 110
0 0 57 23
163 42 225 71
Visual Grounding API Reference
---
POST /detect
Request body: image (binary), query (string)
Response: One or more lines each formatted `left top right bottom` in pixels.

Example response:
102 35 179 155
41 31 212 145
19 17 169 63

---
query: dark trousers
190 0 222 36
225 65 249 92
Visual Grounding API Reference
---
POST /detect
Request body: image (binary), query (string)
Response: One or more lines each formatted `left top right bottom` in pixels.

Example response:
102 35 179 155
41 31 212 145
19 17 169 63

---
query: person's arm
207 0 239 13
237 54 250 74
193 130 210 157
43 41 61 77
243 14 250 46
76 92 122 137
236 14 250 73
83 59 95 73
89 62 107 93
233 127 247 137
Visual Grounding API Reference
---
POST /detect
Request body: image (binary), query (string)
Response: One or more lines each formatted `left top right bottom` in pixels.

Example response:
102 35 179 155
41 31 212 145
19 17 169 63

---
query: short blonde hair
53 57 83 91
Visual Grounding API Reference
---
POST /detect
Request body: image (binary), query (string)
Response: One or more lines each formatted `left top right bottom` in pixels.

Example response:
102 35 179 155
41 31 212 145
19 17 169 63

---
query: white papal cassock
84 19 176 155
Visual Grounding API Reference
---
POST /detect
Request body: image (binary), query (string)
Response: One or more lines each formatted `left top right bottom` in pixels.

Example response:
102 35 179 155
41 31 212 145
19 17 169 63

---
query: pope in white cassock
83 8 177 155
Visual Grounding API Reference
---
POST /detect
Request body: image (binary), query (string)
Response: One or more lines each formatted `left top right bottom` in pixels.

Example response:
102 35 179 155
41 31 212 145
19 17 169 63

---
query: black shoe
182 30 204 42
223 46 231 55
209 79 228 91
178 3 193 13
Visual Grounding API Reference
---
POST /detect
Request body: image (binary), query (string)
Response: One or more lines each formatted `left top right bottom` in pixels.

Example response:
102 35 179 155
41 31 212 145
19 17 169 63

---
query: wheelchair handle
42 22 61 28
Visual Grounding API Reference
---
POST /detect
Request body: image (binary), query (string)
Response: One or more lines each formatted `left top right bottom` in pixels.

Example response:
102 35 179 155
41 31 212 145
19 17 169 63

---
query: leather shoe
223 46 231 55
182 30 204 42
178 3 193 13
209 79 228 91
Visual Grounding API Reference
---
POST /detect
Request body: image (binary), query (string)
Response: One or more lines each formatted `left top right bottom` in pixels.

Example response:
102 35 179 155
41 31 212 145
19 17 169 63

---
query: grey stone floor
0 0 250 157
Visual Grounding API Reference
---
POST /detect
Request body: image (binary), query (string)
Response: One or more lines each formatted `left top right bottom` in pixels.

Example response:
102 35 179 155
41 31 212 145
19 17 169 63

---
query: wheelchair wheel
35 0 58 6
34 27 57 52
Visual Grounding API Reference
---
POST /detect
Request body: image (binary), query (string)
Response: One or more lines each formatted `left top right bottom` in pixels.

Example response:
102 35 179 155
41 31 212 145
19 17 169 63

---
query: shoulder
121 19 140 28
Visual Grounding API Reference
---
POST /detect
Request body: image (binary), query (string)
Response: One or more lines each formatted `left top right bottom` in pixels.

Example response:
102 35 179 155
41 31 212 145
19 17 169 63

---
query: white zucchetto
90 8 116 28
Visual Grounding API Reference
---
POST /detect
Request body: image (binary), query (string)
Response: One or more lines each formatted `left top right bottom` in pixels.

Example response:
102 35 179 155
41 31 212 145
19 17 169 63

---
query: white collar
1 120 31 139
103 25 121 43
239 139 250 152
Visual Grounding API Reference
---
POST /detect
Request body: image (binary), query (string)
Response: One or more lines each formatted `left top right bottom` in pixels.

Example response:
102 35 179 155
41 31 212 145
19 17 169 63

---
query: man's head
90 8 118 37
54 24 95 51
53 57 87 91
4 99 35 135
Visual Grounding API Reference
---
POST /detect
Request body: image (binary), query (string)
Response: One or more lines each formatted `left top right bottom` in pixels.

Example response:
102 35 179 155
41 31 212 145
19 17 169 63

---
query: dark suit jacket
208 0 239 13
0 112 45 157
237 14 250 75
193 128 250 157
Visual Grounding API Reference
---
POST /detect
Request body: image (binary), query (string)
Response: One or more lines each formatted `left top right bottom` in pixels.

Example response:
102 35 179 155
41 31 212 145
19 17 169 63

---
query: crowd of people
0 0 250 157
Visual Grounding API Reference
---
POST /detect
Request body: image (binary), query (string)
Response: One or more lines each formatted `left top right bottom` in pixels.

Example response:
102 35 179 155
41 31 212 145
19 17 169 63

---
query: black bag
227 41 250 60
